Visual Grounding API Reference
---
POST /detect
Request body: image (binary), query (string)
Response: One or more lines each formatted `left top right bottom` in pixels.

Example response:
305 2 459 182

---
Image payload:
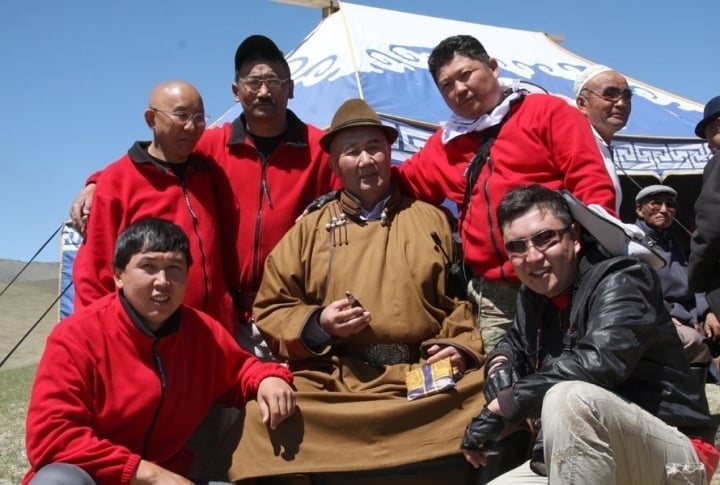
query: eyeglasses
150 107 210 125
583 86 633 103
503 226 572 257
239 76 289 92
644 199 678 211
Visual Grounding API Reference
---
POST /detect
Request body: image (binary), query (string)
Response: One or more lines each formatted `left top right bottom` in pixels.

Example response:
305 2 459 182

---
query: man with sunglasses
460 184 718 484
72 80 236 334
635 185 718 369
574 64 633 212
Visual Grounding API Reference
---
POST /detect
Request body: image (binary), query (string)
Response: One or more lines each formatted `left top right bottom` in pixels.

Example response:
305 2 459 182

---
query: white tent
216 1 712 220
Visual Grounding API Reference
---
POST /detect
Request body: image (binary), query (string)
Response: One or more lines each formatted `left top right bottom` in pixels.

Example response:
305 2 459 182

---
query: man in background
635 184 717 373
574 64 632 212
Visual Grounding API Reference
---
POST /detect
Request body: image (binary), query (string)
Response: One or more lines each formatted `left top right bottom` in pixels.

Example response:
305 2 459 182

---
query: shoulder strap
460 122 503 222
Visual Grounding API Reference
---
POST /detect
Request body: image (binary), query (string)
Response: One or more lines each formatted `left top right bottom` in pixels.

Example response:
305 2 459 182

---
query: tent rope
0 280 71 369
0 222 64 299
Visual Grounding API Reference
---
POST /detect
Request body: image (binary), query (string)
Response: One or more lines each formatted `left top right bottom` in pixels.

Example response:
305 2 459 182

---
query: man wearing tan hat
575 64 633 212
227 98 500 484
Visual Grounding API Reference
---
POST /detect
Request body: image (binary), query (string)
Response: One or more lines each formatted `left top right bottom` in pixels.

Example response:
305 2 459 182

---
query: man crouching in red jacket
23 217 295 485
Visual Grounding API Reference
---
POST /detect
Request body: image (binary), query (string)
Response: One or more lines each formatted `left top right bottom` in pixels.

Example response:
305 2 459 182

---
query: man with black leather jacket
460 184 718 484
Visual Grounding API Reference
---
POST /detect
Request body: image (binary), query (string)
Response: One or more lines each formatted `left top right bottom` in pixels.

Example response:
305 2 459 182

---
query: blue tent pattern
217 1 712 179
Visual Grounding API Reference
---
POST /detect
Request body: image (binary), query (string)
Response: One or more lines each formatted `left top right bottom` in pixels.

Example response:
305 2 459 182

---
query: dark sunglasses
584 86 633 102
503 226 571 257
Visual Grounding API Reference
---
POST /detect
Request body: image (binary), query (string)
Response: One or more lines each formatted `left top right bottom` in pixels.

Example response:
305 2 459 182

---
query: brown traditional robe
229 190 486 480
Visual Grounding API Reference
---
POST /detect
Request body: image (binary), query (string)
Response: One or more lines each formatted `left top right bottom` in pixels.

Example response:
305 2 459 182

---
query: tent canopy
217 1 712 180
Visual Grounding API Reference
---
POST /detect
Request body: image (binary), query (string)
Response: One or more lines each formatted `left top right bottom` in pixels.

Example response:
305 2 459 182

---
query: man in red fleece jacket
69 36 341 360
24 218 294 485
396 35 617 354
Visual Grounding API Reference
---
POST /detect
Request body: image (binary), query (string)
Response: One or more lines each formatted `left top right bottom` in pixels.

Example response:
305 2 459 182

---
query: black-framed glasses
239 76 289 92
503 226 572 257
644 199 678 211
150 107 210 125
583 86 633 102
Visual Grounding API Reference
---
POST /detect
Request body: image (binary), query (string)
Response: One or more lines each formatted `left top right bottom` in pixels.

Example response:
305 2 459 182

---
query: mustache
252 99 276 107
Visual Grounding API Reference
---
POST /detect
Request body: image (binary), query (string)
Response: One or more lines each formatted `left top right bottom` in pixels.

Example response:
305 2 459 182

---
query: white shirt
592 126 622 212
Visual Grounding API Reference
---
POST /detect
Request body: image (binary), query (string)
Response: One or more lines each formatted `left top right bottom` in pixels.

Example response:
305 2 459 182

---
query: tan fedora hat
319 98 398 152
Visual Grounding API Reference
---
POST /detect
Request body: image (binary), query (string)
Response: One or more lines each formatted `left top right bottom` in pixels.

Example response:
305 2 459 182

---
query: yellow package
405 356 457 401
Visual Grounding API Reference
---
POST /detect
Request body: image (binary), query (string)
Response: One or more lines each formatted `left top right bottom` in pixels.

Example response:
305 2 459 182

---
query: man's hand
69 183 96 235
704 312 720 342
425 344 467 374
131 459 194 484
257 376 296 430
318 296 371 338
461 404 504 452
484 357 517 402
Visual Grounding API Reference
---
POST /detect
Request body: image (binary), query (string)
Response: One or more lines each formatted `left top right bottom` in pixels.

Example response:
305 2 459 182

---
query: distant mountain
0 259 59 283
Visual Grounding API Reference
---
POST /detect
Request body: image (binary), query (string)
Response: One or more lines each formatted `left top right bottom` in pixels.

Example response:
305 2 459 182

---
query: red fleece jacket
398 93 617 281
23 293 292 485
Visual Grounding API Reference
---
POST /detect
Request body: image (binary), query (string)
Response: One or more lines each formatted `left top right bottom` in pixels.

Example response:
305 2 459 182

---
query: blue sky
0 0 717 262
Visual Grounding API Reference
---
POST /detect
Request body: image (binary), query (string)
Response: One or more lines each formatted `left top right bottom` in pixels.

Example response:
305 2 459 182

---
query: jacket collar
338 185 402 226
119 291 181 338
635 218 670 245
227 109 308 148
127 141 207 171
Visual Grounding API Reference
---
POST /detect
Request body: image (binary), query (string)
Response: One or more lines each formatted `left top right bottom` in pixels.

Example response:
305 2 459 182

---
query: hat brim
320 123 398 152
695 109 720 139
562 191 665 269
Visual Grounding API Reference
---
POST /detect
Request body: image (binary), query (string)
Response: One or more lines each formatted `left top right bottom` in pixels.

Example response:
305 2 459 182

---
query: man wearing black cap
69 35 341 358
689 95 720 352
635 185 717 368
228 98 490 484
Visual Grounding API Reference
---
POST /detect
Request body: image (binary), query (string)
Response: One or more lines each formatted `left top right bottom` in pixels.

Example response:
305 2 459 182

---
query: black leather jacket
492 254 716 441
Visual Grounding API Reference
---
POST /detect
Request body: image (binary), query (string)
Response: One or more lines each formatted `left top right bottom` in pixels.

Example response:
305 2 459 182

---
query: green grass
0 364 35 484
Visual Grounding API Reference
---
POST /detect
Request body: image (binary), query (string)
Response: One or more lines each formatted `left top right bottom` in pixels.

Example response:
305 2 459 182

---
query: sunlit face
577 71 631 139
329 126 392 210
502 207 581 298
146 86 206 163
232 60 294 126
704 118 720 154
635 195 677 231
435 54 503 120
113 250 188 331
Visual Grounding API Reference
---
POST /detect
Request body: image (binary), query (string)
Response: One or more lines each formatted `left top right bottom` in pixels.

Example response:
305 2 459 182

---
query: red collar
550 290 570 312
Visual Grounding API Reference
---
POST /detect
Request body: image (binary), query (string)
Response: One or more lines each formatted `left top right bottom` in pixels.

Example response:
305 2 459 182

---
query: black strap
460 121 504 223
